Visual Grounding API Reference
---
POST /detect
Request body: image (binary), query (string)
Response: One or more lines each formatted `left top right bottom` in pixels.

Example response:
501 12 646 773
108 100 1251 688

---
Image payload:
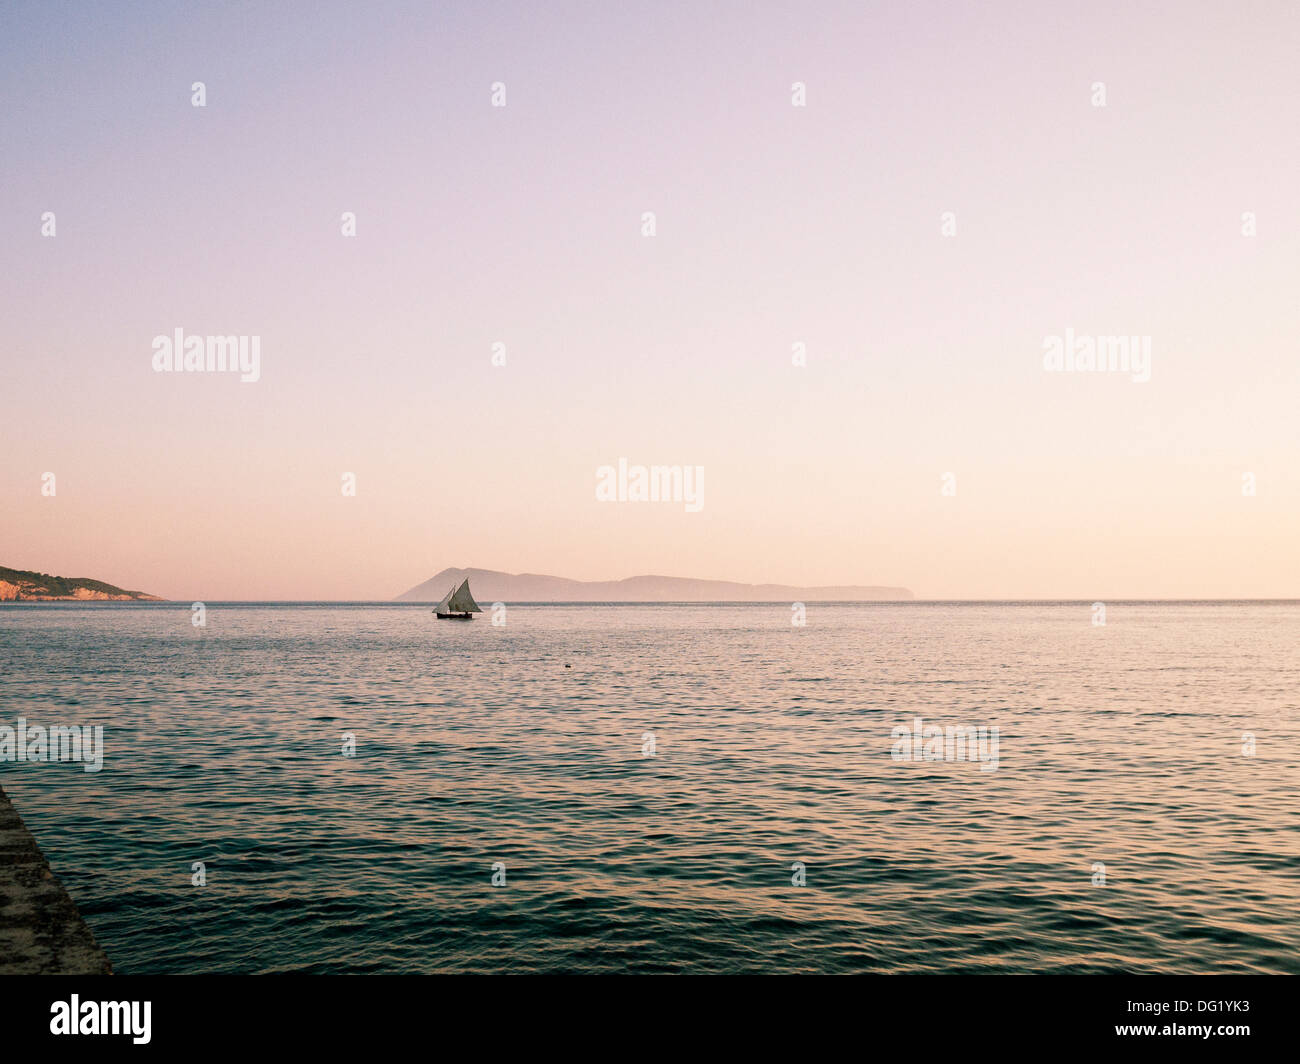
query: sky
2 0 1298 600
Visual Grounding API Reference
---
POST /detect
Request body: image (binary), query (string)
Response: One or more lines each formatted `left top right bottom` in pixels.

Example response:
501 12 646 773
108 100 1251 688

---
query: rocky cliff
0 566 162 602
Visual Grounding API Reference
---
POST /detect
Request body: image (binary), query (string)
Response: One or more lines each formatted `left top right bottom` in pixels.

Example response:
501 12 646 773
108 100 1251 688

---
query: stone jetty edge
0 783 113 974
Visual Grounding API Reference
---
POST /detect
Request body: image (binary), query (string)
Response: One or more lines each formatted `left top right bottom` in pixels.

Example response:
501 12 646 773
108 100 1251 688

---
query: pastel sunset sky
2 1 1297 599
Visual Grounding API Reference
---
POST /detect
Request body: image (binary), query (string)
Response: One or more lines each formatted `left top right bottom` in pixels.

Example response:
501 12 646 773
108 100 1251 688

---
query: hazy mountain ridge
0 565 163 601
398 567 912 602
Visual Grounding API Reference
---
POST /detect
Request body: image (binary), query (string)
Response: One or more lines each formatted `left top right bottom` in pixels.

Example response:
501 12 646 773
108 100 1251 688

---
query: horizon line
7 598 1300 606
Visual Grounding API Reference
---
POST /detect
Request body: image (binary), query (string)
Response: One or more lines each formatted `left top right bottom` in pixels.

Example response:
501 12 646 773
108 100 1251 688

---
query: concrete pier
0 784 112 974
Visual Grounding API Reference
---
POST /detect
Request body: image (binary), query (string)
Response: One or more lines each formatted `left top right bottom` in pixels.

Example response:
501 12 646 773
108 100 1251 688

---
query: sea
1 601 1297 974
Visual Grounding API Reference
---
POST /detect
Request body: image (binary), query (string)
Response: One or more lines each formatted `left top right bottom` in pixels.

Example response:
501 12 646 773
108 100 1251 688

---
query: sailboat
433 578 483 620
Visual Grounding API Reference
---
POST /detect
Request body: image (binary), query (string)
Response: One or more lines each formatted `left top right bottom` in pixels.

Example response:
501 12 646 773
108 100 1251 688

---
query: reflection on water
1 601 1297 973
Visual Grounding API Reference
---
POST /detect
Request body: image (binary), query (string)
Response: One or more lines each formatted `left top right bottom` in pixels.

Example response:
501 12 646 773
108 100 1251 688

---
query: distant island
398 567 912 603
0 566 162 602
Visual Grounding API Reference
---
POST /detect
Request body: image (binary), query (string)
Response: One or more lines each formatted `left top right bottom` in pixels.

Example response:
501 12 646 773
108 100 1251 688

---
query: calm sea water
1 601 1297 974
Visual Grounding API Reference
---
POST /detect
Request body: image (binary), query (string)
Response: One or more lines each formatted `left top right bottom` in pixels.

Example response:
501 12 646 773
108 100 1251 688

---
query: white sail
434 586 456 613
445 579 482 613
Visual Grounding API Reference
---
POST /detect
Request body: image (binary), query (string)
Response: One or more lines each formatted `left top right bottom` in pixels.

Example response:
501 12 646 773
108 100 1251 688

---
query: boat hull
435 612 475 620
